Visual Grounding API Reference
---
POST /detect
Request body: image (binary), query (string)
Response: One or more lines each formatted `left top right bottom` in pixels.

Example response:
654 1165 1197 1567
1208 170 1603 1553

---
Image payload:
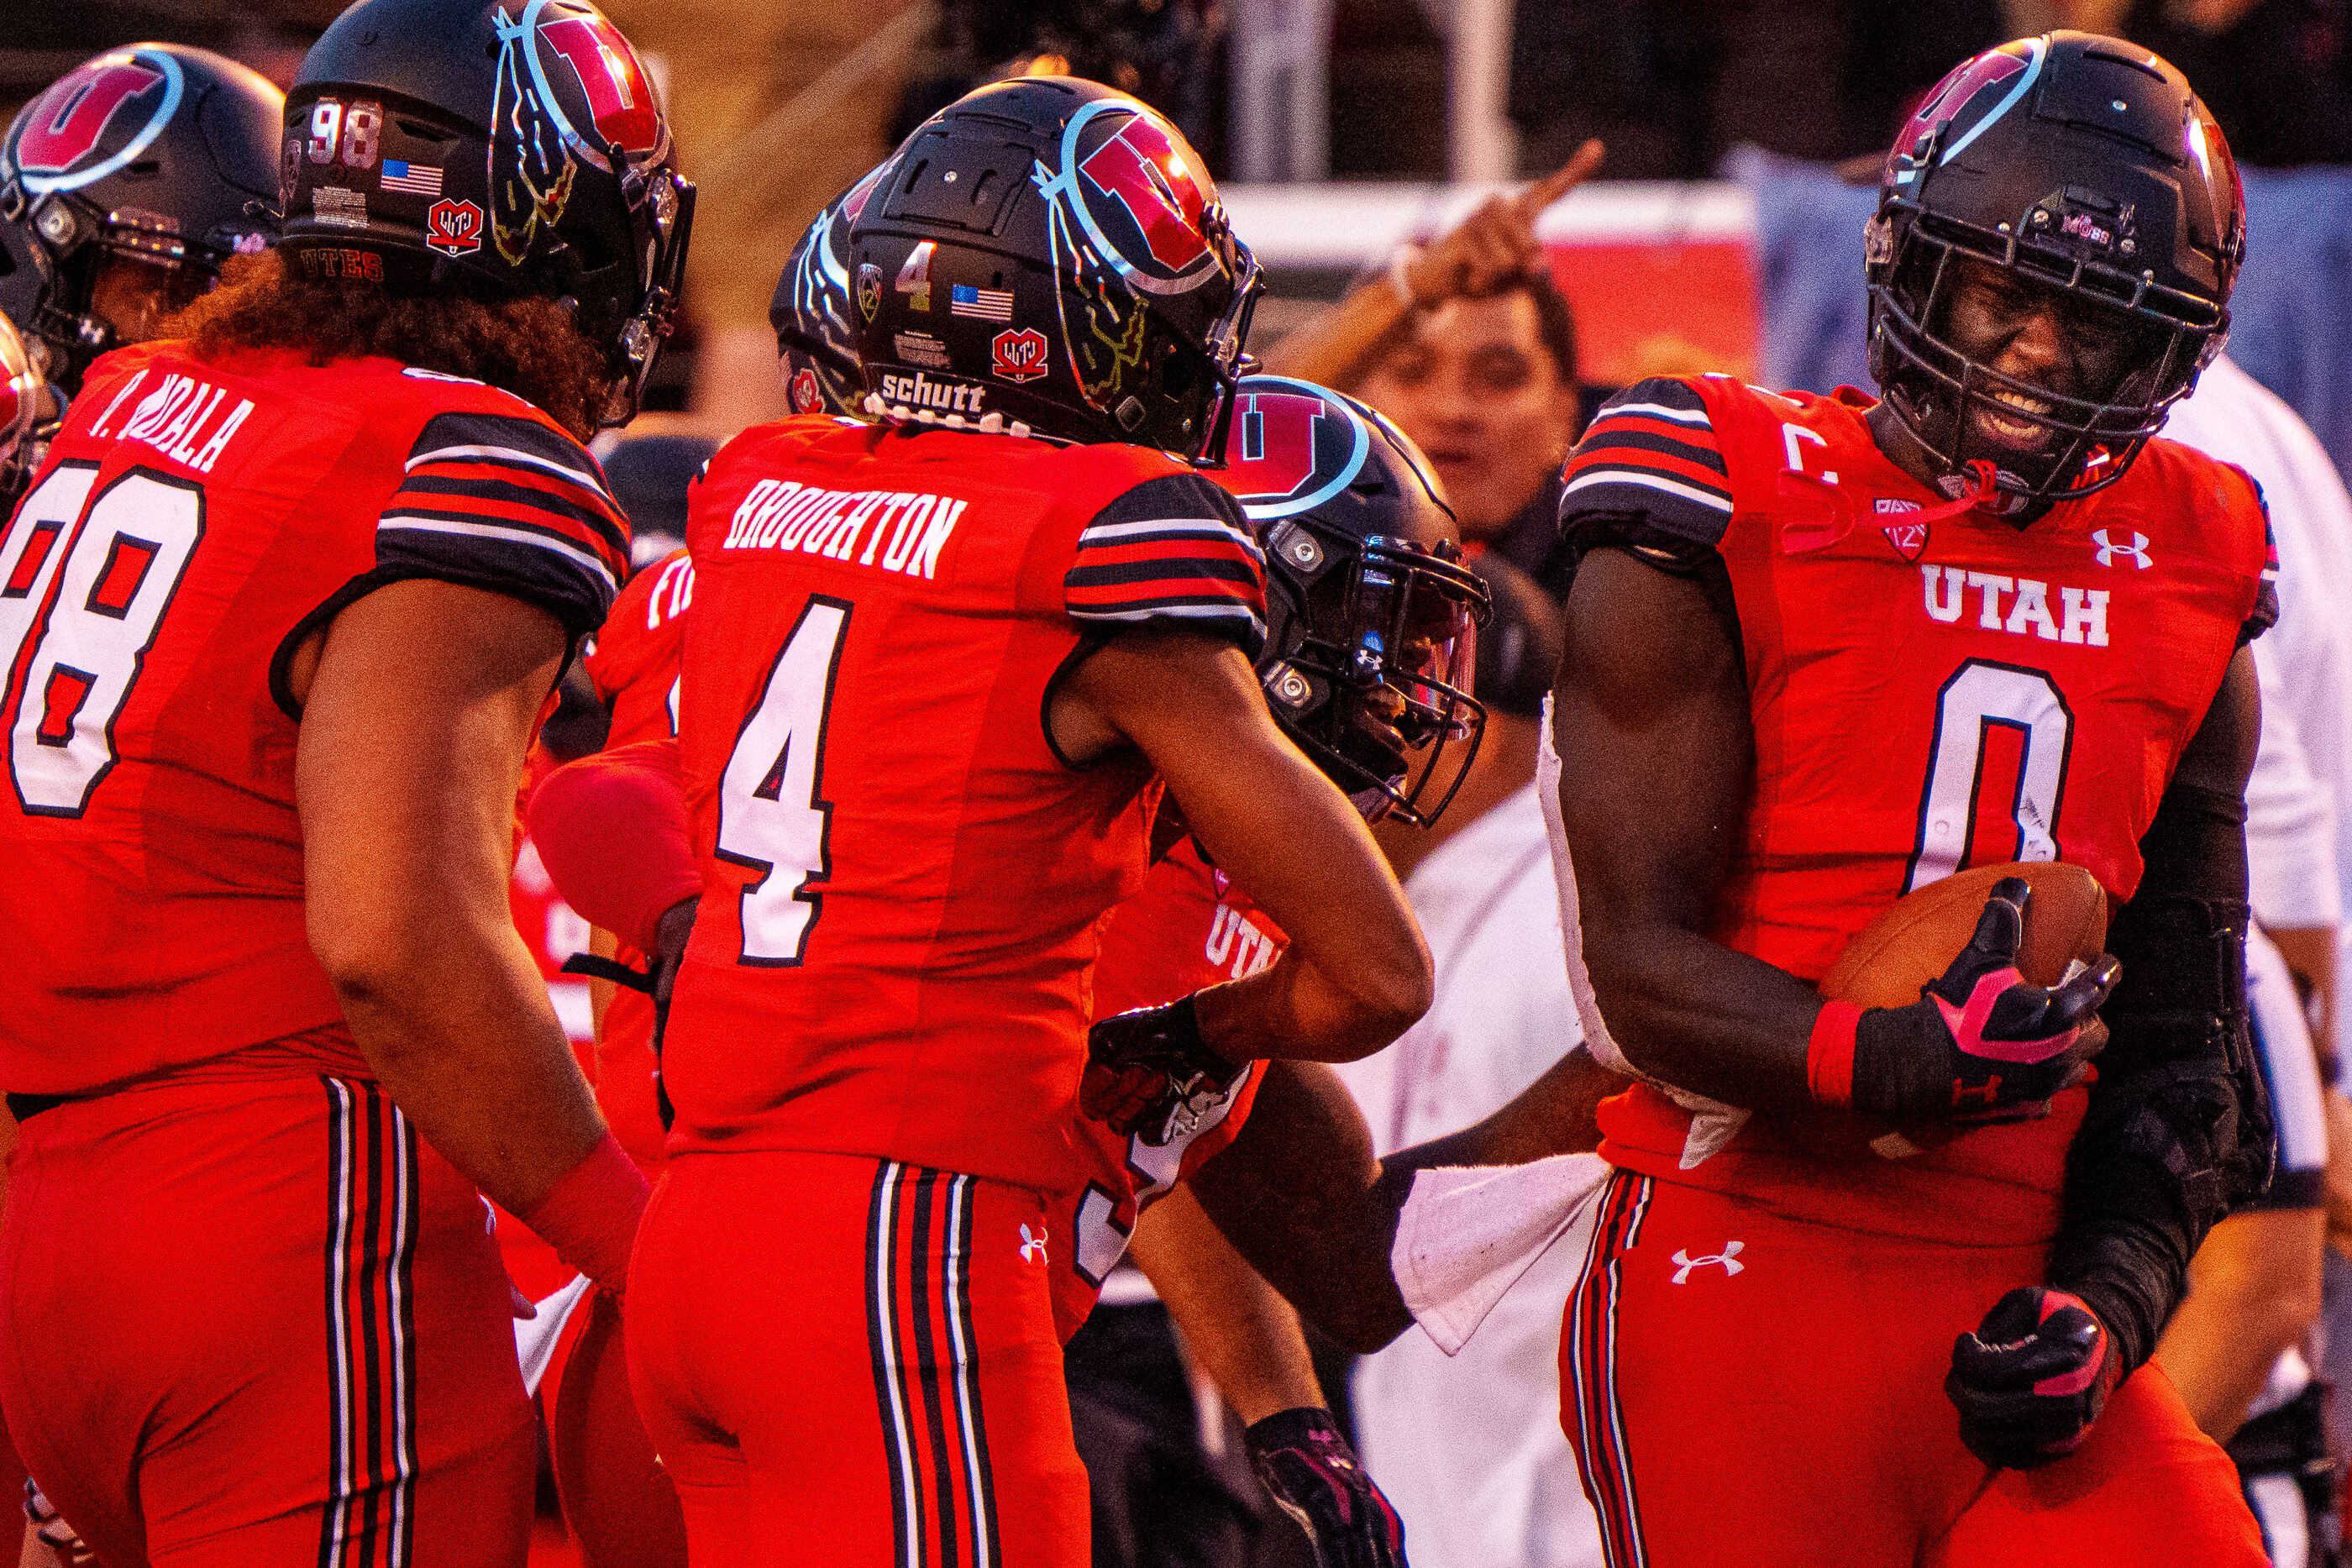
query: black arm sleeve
2045 777 2273 1375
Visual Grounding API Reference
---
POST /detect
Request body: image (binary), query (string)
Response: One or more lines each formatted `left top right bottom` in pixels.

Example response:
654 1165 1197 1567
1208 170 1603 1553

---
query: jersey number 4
716 596 851 964
0 464 203 817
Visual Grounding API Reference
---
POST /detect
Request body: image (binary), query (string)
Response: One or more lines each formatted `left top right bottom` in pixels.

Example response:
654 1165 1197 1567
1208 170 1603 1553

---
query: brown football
1819 862 2109 1009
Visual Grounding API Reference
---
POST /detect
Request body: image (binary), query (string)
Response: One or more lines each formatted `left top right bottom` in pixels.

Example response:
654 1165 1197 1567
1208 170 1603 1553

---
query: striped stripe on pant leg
1564 1172 1652 1568
866 1162 1002 1568
318 1078 420 1568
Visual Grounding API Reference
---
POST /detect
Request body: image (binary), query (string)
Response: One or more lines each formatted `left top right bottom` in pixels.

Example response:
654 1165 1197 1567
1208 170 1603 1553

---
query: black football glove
1079 994 1248 1146
1245 1408 1408 1568
1841 878 2117 1125
1946 1287 2122 1471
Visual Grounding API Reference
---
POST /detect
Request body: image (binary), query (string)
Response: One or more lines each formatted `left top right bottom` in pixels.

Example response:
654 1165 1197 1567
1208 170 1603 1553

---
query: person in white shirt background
2157 354 2352 1564
1336 555 1606 1568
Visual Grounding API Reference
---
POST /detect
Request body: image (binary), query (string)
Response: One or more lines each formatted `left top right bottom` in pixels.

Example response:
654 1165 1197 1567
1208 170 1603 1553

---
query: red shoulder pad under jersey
1558 376 1733 564
375 382 630 637
1063 472 1268 658
585 548 691 746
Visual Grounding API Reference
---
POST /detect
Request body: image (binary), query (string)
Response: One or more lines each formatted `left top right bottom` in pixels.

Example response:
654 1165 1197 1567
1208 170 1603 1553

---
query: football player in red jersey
617 79 1430 1566
0 0 691 1561
528 370 1480 1568
0 45 281 507
1541 33 2272 1566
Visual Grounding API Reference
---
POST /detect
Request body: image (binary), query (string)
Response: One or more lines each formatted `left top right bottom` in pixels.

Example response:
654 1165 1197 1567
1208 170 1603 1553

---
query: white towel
1391 1153 1612 1356
514 1272 593 1396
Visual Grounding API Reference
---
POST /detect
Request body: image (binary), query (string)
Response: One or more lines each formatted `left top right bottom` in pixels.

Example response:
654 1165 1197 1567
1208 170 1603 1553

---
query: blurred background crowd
18 2 2352 1565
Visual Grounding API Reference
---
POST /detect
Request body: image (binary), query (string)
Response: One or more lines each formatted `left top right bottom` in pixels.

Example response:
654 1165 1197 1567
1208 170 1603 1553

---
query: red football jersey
0 342 628 1094
665 417 1268 1192
584 546 691 750
572 549 695 1172
1048 836 1287 1337
1560 375 2273 1242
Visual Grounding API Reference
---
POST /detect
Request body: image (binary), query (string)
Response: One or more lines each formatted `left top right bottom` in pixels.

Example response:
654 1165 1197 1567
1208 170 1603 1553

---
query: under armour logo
1669 1241 1746 1283
1019 1223 1049 1264
2092 528 2151 569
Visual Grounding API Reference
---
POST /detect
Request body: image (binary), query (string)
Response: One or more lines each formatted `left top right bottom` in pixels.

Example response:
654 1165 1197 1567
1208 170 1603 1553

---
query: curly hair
165 252 612 438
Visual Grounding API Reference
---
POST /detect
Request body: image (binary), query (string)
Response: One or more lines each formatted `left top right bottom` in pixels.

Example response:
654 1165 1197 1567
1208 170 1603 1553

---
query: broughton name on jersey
721 479 968 579
1920 564 2108 648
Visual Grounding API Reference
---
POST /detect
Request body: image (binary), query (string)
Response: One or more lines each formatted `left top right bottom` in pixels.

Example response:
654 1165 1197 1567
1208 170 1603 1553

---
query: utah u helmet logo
9 51 176 193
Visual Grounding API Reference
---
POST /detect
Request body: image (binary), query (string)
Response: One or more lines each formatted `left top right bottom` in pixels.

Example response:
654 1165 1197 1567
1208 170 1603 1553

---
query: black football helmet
0 45 281 395
1866 32 2244 503
771 167 882 417
850 75 1258 459
281 0 694 428
1210 375 1490 827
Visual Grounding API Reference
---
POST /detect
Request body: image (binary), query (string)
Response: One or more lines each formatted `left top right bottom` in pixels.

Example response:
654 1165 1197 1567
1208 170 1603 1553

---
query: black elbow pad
2046 784 2271 1371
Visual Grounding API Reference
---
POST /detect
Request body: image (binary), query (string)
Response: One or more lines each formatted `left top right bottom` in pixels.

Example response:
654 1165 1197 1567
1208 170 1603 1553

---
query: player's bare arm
1053 627 1433 1062
295 579 615 1214
1132 1187 1410 1565
1130 1184 1325 1424
1552 549 1821 1107
2154 1206 2324 1441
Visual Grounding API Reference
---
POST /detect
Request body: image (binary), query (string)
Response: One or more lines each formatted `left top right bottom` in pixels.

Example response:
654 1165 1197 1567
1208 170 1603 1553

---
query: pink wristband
1806 999 1864 1107
517 1132 650 1290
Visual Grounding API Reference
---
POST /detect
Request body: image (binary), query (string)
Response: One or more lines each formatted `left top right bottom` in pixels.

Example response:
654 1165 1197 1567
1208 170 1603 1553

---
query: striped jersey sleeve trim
1065 475 1268 658
378 411 630 634
1558 377 1735 551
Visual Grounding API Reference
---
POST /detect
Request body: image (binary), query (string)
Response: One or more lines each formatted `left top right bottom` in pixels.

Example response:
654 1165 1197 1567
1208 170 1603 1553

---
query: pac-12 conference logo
8 50 181 195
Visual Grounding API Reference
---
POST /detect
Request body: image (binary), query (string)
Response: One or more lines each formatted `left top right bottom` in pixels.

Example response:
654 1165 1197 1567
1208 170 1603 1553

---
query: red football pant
1562 1172 2265 1568
627 1151 1089 1566
0 1075 535 1568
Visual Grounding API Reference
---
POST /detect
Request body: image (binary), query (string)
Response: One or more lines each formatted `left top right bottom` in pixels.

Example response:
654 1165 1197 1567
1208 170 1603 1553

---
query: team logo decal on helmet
1883 44 2036 189
10 53 181 193
1038 100 1219 292
425 198 484 256
489 0 668 265
1221 377 1373 518
991 327 1048 382
789 366 824 412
